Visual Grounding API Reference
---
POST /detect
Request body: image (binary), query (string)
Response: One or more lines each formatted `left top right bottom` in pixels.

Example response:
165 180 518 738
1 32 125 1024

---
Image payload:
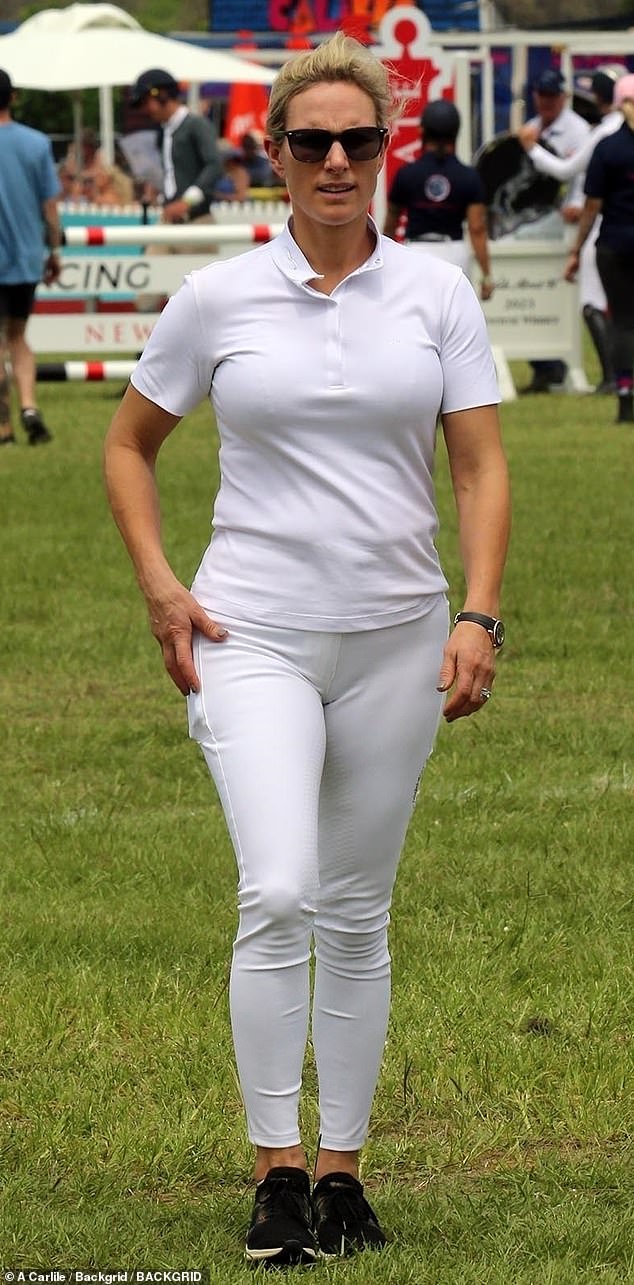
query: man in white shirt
521 68 591 393
519 68 624 394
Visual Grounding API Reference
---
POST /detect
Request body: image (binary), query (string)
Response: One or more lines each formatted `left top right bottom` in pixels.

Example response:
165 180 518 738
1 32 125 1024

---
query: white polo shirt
527 105 591 210
527 109 623 181
131 221 500 631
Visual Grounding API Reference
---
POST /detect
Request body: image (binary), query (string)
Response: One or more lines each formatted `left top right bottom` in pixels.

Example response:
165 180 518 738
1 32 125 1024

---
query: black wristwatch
454 611 505 649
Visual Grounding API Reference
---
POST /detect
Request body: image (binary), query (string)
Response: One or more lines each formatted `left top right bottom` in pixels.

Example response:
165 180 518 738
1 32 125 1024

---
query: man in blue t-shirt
0 68 61 445
383 100 494 302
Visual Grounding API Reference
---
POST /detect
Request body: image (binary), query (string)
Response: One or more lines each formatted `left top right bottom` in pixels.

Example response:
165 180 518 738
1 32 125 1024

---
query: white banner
483 241 581 362
36 256 215 300
29 313 161 352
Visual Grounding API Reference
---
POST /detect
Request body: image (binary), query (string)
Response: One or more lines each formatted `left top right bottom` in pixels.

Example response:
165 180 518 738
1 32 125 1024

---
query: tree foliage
492 0 632 24
9 0 208 30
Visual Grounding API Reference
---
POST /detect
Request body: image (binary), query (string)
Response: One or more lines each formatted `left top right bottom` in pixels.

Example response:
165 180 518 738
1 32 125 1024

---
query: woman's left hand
436 621 496 722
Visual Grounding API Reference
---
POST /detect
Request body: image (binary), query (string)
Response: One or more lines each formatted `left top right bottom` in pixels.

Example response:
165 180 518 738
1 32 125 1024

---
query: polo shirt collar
272 214 384 284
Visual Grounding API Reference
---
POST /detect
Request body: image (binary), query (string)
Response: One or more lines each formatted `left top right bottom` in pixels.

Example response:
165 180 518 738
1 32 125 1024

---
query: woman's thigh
187 620 329 907
317 598 449 914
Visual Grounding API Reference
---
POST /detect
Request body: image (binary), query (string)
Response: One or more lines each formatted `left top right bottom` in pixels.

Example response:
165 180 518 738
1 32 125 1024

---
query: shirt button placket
325 295 344 389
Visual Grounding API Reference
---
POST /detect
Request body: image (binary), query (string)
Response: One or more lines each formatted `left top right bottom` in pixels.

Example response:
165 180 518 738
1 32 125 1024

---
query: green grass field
0 357 632 1283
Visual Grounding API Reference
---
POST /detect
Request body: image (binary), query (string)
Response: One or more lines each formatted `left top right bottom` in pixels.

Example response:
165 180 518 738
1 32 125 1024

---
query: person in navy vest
565 73 634 423
383 99 494 301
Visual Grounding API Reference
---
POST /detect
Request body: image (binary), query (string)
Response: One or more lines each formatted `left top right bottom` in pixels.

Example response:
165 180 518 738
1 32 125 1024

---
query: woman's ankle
314 1147 360 1183
254 1143 308 1183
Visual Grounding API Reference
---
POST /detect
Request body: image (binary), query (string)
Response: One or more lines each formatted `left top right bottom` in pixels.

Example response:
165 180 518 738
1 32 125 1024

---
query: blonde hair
266 31 396 137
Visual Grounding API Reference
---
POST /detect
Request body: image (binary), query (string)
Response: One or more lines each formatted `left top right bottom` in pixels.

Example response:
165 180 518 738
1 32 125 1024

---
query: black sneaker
0 432 16 445
21 408 52 445
245 1166 317 1267
312 1171 387 1257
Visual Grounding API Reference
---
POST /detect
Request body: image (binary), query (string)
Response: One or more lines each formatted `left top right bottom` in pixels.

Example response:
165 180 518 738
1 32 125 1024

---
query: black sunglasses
280 126 388 163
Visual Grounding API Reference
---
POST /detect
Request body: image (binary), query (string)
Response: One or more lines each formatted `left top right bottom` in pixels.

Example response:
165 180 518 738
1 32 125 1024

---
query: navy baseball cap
129 69 180 106
535 69 565 95
421 99 461 139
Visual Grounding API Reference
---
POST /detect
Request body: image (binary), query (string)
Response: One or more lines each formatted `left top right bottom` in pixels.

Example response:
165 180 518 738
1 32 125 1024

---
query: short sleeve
388 166 409 206
439 272 500 413
467 168 486 204
584 143 607 199
41 138 61 201
130 275 214 416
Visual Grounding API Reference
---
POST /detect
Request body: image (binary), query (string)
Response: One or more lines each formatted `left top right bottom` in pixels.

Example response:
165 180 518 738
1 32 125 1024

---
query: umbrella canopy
13 3 142 33
0 4 277 91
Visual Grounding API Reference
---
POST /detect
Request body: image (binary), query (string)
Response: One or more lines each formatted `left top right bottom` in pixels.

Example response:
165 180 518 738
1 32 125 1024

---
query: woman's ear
265 136 286 180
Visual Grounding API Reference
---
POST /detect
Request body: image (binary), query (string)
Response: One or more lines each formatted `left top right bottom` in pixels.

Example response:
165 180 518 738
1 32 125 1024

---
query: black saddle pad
474 132 562 240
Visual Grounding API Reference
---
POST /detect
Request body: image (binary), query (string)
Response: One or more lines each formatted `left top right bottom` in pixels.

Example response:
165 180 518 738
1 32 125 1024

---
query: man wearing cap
129 69 221 222
383 100 494 302
521 68 591 393
517 68 624 394
0 68 61 445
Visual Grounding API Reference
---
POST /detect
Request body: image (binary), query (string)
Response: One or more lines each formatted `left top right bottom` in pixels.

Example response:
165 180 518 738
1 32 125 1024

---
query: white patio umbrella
0 3 277 162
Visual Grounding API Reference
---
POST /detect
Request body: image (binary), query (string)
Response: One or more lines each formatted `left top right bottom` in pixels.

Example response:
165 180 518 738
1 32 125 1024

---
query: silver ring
480 687 492 702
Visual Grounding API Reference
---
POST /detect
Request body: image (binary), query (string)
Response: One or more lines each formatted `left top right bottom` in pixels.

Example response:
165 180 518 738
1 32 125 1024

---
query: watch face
493 621 505 648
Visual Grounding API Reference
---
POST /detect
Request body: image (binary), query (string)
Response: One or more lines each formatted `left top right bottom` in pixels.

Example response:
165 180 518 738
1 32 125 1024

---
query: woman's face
266 80 386 231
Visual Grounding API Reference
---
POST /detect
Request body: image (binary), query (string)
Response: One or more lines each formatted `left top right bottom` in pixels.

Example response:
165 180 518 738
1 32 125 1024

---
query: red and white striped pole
36 361 137 381
62 223 285 247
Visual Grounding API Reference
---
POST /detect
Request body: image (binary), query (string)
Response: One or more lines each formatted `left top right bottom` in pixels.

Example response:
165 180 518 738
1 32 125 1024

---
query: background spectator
128 68 221 222
213 139 251 201
384 99 494 302
240 129 277 187
0 67 60 446
518 67 624 394
521 68 591 393
565 73 634 423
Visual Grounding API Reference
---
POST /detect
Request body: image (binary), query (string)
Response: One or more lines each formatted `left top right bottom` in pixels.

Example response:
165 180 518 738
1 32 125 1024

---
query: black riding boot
583 305 615 394
616 391 634 423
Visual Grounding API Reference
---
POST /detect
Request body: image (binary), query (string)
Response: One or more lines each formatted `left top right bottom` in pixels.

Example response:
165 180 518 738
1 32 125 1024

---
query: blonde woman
104 32 510 1265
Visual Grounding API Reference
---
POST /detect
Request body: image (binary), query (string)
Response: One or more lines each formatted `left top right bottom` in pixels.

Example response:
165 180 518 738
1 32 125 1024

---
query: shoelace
317 1181 375 1231
257 1175 310 1225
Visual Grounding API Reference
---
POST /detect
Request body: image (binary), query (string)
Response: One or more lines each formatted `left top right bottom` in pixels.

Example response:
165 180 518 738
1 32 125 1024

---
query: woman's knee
314 916 390 977
239 879 315 934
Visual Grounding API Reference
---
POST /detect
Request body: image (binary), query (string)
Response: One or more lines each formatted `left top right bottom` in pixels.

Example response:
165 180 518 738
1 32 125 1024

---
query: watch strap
454 611 504 648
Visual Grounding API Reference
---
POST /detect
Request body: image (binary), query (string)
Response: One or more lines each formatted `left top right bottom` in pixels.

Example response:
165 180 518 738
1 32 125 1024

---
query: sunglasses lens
342 128 385 159
287 130 332 161
285 128 385 161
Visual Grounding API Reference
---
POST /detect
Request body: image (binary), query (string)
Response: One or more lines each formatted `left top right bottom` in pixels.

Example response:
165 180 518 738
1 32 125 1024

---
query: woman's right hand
145 580 228 695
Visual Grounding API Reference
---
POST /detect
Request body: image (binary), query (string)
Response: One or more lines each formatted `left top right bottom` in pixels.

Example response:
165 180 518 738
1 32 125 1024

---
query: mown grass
0 353 632 1282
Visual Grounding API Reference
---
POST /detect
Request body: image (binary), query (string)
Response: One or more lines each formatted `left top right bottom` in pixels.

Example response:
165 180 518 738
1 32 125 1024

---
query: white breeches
580 220 607 311
406 239 472 278
187 599 448 1150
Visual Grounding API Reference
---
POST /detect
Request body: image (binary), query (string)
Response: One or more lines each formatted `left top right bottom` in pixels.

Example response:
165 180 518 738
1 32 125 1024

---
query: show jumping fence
32 199 589 399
